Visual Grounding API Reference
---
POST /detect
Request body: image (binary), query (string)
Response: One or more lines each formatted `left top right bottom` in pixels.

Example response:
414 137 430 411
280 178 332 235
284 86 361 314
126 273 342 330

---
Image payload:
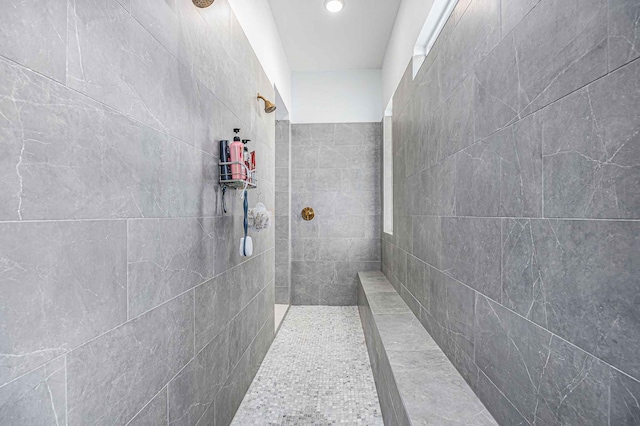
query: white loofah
248 202 272 231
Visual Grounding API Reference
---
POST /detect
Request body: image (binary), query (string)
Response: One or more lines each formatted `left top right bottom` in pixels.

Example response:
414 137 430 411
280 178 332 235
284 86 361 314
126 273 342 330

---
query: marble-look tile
317 215 365 238
128 217 214 317
395 367 493 425
0 220 126 387
475 295 552 423
610 370 640 425
475 296 611 424
320 284 357 305
67 0 217 149
414 155 457 216
335 261 381 287
335 191 381 215
441 217 501 300
608 0 640 71
445 277 476 357
291 123 335 146
214 343 252 426
406 255 427 308
195 253 269 352
476 371 528 425
411 215 442 268
501 0 542 36
475 0 609 135
438 0 501 101
0 0 67 83
392 247 407 285
334 122 381 145
130 0 203 73
367 293 411 315
303 238 350 261
128 389 168 426
228 286 272 368
542 60 640 219
318 145 381 170
439 76 475 159
67 292 194 425
457 112 542 218
348 238 381 262
274 286 289 304
0 57 215 221
502 218 640 379
291 280 319 305
291 146 319 169
0 357 66 426
302 169 348 192
473 36 520 140
168 327 229 426
291 192 337 216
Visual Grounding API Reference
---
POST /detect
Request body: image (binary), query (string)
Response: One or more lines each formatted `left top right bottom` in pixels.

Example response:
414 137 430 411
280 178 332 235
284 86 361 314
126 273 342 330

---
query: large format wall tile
128 389 168 426
475 0 609 139
0 220 126 387
0 357 66 425
67 0 218 149
0 0 67 83
438 0 501 101
67 292 194 425
502 218 640 379
168 327 230 426
610 370 640 425
475 296 610 424
542 60 640 219
0 57 216 221
608 0 640 71
441 217 501 300
128 217 215 317
455 111 542 217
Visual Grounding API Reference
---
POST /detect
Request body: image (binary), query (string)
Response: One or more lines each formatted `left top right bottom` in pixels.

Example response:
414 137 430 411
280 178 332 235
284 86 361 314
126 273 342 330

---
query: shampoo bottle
230 129 244 180
219 140 230 181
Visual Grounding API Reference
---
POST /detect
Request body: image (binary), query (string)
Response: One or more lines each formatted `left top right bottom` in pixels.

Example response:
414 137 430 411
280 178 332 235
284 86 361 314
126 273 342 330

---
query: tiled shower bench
357 271 497 425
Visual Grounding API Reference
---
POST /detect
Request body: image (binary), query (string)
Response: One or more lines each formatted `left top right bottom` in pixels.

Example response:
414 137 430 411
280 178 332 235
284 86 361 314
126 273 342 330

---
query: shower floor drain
231 306 383 425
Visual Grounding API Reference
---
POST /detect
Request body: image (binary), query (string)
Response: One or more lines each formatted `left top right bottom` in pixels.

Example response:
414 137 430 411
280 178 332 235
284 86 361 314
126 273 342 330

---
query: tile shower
0 0 639 424
384 0 640 424
0 0 275 424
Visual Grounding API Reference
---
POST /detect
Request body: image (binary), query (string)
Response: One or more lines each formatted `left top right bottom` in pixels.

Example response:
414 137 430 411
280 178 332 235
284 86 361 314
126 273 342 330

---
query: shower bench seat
357 271 497 425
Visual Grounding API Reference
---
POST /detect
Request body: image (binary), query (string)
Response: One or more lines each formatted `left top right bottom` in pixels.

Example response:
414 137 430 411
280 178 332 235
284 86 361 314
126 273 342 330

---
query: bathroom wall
291 123 382 305
0 0 276 424
275 119 291 304
384 0 640 424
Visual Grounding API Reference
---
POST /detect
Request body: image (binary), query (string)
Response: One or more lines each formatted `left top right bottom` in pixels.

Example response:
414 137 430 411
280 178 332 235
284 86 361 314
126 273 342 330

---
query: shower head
257 93 277 114
192 0 215 8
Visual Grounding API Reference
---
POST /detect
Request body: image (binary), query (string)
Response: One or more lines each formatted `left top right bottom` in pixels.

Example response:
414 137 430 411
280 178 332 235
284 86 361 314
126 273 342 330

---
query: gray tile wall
384 0 640 424
0 0 276 424
275 119 291 304
291 123 382 305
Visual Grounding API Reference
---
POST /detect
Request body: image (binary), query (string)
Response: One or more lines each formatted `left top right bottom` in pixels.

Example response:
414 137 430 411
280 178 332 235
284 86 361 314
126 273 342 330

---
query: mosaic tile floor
231 306 383 425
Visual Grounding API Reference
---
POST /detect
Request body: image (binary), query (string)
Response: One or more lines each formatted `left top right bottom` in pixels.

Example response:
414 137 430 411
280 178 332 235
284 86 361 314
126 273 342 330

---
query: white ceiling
268 0 402 71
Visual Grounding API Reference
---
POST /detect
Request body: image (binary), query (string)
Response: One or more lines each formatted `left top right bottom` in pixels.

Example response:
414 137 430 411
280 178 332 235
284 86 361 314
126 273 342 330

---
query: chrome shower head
193 0 215 8
257 93 277 114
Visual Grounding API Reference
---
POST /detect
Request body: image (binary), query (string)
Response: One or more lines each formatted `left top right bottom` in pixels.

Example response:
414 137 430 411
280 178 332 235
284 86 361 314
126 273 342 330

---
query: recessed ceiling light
324 0 344 13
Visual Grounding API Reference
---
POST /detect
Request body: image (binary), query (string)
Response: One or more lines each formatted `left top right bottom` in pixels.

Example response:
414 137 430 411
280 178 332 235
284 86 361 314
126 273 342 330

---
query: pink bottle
230 128 245 180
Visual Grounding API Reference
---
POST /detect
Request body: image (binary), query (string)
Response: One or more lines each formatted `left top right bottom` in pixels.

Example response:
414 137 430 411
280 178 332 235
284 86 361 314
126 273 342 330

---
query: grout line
124 384 168 426
126 219 130 321
64 354 68 426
